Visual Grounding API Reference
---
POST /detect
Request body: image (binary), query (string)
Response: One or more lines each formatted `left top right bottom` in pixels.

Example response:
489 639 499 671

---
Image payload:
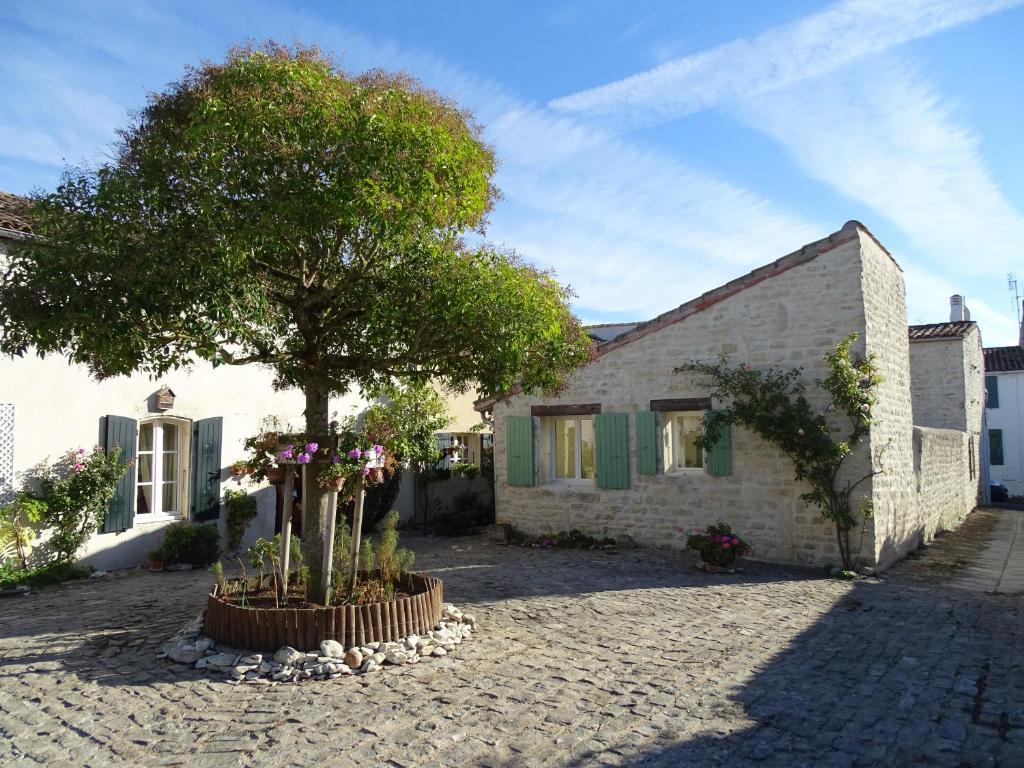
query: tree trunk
302 378 331 604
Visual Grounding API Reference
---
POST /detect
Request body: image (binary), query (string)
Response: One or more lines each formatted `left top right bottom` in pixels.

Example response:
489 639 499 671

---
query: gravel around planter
161 603 476 685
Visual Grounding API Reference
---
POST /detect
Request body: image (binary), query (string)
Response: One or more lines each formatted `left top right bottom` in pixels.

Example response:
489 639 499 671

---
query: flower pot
367 468 384 484
266 466 287 484
322 476 347 492
230 467 247 477
149 559 165 572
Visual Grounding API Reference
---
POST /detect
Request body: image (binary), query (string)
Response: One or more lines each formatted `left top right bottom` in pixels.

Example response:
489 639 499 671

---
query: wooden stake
322 480 339 606
279 468 295 602
347 474 366 596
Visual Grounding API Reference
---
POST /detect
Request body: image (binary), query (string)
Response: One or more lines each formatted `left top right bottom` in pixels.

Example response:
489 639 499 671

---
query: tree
677 335 883 571
0 42 593 602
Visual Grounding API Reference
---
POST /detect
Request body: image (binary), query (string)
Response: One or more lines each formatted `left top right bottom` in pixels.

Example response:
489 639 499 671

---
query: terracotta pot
149 559 165 572
323 476 346 492
367 468 384 484
230 466 247 477
266 466 287 484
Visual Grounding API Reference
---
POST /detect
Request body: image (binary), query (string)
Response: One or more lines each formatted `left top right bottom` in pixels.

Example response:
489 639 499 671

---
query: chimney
949 294 970 322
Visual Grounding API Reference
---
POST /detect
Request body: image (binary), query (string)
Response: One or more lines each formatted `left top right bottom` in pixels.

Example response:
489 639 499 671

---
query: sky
2 0 1024 344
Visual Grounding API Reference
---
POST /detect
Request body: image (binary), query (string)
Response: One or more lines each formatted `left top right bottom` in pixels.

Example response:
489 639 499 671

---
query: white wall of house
0 350 369 571
986 370 1024 494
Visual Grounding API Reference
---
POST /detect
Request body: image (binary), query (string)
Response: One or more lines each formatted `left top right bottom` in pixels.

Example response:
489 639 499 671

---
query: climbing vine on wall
677 334 883 571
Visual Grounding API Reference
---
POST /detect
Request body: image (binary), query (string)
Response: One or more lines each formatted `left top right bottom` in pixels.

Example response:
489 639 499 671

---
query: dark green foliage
426 489 494 536
0 561 93 589
222 489 258 550
160 522 221 567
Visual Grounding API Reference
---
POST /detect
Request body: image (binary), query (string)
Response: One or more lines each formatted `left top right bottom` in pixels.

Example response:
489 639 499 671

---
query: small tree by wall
677 334 882 571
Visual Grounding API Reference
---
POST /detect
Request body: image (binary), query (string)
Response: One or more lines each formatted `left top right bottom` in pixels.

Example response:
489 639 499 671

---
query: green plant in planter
685 523 751 567
222 489 258 550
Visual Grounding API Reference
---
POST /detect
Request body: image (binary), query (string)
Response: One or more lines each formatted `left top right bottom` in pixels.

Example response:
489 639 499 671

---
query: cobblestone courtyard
2 517 1023 768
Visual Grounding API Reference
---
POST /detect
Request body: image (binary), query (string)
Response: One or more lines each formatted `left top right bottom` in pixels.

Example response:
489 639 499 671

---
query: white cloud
550 0 1022 125
736 57 1024 300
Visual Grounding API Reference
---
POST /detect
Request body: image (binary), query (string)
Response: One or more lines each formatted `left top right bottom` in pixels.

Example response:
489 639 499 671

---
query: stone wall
913 427 975 541
494 224 879 567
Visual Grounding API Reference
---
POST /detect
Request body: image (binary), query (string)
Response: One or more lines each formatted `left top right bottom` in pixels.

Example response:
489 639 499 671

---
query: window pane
138 423 153 451
554 419 576 479
162 483 178 514
163 424 178 452
679 415 704 468
138 455 153 484
137 484 153 515
162 452 178 482
580 419 595 479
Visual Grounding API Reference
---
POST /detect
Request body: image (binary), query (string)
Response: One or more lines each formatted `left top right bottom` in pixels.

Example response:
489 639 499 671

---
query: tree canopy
0 42 592 404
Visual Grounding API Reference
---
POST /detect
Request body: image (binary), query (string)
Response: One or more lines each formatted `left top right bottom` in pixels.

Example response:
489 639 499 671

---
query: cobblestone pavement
1 526 1023 767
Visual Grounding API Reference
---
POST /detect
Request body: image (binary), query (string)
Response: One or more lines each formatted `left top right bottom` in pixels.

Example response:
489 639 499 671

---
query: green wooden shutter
986 376 1000 408
706 416 732 477
595 412 629 489
191 417 223 520
506 416 534 487
103 415 138 533
990 429 1004 466
636 411 657 475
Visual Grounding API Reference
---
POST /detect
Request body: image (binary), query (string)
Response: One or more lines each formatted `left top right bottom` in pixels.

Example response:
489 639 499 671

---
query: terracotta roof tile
984 346 1024 372
907 321 976 341
0 191 33 235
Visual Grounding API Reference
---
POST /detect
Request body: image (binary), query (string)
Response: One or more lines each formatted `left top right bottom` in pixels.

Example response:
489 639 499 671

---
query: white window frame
546 416 595 486
663 410 707 475
135 417 190 521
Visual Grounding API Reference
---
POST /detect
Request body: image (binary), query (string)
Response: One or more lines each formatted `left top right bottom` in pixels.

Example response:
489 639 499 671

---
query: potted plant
229 459 251 478
148 547 166 571
685 522 751 569
451 461 479 479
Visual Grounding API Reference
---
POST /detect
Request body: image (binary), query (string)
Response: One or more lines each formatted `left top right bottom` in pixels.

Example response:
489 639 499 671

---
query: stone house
481 222 982 570
0 191 478 570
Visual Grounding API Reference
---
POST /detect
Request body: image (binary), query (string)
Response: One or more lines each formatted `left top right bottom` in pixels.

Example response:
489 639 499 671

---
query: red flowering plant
684 522 751 567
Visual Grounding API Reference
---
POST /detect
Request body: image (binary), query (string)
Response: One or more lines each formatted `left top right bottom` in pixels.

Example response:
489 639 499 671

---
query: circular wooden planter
204 573 444 652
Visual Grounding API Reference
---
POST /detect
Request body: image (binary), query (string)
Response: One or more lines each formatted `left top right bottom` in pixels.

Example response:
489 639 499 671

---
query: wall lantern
155 385 176 411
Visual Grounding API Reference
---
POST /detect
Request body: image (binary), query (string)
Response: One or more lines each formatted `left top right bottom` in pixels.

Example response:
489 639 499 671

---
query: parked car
990 482 1009 502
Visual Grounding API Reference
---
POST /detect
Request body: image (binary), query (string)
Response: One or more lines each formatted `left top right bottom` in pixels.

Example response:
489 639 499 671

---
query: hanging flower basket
322 475 347 492
266 466 287 484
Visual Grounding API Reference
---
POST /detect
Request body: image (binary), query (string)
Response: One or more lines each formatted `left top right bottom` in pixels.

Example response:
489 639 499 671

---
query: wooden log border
204 573 444 652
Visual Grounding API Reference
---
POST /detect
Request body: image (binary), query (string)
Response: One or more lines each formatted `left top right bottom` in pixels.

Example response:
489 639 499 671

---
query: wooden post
279 467 295 602
322 478 339 605
347 474 367 596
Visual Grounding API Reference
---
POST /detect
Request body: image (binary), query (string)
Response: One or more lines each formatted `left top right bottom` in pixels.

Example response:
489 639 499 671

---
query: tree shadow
545 576 1024 768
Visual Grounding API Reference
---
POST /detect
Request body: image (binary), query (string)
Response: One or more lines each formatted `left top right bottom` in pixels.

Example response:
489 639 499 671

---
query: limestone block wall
913 427 975 541
910 339 971 431
858 236 917 569
494 226 877 567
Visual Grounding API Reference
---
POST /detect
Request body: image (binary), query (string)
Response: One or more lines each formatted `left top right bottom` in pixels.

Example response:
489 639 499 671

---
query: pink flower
373 444 385 455
722 542 731 549
331 455 343 464
296 453 312 464
73 463 84 472
348 448 362 460
305 442 318 453
362 466 371 476
77 448 86 455
277 446 294 461
731 538 740 545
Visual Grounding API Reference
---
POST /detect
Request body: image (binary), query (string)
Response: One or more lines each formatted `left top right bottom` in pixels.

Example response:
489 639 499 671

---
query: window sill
134 513 183 526
543 480 596 491
665 468 706 477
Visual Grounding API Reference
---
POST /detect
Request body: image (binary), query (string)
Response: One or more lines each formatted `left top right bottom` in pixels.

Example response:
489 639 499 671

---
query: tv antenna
1010 273 1022 326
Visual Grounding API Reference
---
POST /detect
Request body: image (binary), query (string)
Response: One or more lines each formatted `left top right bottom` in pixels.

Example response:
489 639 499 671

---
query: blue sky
3 0 1024 343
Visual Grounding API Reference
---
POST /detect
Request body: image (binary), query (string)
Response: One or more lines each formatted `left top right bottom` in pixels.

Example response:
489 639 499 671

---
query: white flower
797 428 804 435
